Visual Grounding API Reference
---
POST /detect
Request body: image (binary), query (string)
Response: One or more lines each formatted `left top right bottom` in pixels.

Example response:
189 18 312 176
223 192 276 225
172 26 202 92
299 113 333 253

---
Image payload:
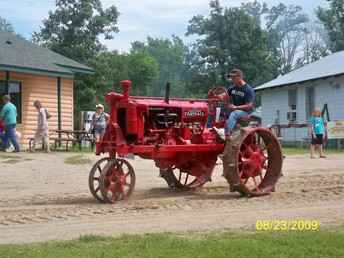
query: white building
255 51 344 143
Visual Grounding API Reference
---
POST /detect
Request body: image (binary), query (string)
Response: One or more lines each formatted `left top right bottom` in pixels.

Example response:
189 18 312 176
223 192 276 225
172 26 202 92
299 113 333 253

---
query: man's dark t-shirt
227 84 255 113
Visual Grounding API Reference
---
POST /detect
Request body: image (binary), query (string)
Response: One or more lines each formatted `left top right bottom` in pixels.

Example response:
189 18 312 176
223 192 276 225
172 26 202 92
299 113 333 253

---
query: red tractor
89 80 283 203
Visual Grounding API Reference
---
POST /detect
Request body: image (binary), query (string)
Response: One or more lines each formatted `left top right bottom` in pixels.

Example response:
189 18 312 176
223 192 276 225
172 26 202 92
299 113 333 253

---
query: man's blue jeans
225 110 249 135
2 124 20 152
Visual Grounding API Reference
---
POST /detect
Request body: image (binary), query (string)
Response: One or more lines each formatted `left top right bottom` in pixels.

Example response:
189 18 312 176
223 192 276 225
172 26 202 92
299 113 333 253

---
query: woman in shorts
309 108 327 159
91 104 109 143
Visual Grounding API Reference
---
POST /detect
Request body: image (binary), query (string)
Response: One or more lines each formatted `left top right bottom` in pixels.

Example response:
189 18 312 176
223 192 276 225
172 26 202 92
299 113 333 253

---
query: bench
52 137 78 151
52 137 95 151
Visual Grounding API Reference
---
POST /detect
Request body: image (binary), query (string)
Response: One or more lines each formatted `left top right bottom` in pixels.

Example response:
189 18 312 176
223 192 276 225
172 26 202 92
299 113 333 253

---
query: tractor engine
97 80 220 151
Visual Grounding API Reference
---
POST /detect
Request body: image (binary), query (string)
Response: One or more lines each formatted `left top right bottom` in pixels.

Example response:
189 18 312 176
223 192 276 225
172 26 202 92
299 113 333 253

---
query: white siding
314 77 344 121
260 75 344 141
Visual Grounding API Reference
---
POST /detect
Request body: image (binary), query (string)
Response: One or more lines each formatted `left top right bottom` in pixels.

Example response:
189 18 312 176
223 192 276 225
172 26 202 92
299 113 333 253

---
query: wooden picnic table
54 129 95 151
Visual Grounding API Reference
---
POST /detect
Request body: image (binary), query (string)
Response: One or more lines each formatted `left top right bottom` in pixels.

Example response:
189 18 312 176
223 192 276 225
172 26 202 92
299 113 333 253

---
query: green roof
0 31 94 78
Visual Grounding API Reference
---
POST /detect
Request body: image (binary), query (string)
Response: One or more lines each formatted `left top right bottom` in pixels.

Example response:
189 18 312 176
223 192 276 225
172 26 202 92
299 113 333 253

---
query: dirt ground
0 151 344 244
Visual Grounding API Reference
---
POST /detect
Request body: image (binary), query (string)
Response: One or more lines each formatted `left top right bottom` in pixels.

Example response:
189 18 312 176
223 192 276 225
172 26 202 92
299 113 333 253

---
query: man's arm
230 103 254 112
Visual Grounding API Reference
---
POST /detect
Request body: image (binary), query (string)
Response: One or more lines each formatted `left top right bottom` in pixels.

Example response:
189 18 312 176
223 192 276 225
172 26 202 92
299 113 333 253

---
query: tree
187 0 277 88
131 36 190 97
317 0 344 52
241 0 269 25
82 51 129 107
80 50 158 111
127 52 159 96
0 17 14 33
33 0 119 127
295 21 330 68
33 0 119 64
266 4 309 74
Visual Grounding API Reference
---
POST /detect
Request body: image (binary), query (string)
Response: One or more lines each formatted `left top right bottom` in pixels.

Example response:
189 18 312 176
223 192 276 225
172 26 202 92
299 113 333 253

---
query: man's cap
96 104 104 109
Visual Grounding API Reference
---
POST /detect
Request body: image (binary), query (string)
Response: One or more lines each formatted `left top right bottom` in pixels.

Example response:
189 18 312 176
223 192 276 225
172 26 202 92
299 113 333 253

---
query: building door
305 86 315 120
0 80 22 123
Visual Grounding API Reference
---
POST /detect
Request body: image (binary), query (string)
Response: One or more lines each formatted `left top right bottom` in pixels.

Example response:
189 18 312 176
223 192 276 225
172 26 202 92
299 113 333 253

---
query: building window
0 80 22 123
287 88 297 122
288 88 297 110
305 86 315 120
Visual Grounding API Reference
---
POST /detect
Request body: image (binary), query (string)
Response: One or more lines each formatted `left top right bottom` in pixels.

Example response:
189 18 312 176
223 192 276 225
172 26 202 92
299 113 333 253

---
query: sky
0 0 327 52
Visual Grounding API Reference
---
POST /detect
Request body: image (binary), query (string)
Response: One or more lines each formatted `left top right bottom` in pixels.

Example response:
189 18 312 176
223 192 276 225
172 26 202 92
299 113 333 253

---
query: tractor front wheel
222 127 283 197
88 157 111 203
99 159 136 204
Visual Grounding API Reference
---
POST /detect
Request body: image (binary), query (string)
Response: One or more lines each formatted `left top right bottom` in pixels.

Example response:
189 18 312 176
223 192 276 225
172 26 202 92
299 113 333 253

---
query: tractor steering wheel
207 86 230 128
208 86 230 103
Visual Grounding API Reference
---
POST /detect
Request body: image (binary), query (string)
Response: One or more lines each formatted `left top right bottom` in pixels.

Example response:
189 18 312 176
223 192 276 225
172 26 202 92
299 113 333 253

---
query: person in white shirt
31 100 50 152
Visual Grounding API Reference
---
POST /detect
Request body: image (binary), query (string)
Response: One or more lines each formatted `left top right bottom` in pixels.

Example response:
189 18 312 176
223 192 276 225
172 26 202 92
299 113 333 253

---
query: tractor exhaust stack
165 82 171 104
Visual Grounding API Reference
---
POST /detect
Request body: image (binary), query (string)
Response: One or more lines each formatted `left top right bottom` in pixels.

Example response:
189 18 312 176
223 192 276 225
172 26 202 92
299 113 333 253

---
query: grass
64 154 92 165
2 159 22 164
0 153 24 164
0 229 343 258
282 147 344 156
0 154 21 159
53 145 94 153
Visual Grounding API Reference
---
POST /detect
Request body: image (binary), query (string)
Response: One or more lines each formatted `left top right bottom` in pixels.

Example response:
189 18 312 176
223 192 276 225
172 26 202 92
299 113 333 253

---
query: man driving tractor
213 68 255 140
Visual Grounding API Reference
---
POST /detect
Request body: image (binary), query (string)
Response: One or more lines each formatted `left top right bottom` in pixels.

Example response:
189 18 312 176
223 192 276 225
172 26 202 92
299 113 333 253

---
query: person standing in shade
31 100 50 152
0 95 20 152
91 104 109 143
309 108 327 159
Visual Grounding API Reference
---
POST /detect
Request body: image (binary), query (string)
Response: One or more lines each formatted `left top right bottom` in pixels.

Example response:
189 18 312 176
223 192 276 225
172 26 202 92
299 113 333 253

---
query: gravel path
0 152 343 244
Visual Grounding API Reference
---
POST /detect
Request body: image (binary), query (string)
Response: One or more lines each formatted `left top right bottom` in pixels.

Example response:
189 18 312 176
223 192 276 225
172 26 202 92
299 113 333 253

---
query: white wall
259 75 344 141
314 76 344 121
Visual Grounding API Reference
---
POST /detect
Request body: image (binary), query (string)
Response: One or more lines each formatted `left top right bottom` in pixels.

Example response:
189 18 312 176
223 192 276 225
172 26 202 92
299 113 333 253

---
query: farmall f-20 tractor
89 80 283 203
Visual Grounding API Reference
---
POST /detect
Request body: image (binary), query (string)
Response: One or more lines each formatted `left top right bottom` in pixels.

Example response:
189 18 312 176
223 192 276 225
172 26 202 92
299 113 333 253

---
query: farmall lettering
88 80 283 204
184 109 206 118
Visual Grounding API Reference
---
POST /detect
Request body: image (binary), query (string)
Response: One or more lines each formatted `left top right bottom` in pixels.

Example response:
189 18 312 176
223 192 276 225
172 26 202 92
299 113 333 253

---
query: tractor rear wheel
222 127 283 197
160 168 207 190
99 159 136 204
